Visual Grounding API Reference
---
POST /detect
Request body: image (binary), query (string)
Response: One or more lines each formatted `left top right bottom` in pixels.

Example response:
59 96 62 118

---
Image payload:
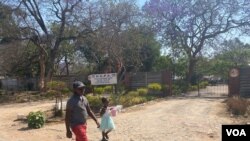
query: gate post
228 68 240 97
162 70 172 96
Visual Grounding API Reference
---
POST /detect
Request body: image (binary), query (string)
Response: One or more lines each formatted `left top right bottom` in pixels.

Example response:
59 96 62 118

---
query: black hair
101 97 108 103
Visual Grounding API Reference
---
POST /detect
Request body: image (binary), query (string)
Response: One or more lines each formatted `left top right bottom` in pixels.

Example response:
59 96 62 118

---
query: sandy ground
0 86 242 141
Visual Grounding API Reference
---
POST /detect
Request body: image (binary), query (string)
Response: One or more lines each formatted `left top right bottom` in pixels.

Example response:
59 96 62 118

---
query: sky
136 0 147 7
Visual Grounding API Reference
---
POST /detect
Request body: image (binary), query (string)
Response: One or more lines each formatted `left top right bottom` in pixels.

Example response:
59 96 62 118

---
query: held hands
96 120 100 128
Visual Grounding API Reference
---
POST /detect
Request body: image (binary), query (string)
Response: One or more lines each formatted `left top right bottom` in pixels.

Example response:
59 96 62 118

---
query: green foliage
188 85 198 91
61 87 70 95
199 81 209 89
109 94 118 105
127 91 140 97
172 84 182 95
118 95 147 107
153 56 172 71
94 87 105 95
173 80 189 93
27 111 45 129
46 81 70 98
226 97 249 115
187 81 209 91
137 88 148 95
148 83 162 91
139 38 161 71
161 84 169 92
103 86 113 93
86 95 102 108
47 81 67 91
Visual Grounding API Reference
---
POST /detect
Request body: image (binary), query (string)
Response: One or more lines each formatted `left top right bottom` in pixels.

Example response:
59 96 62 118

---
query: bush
109 94 117 105
94 87 105 95
86 95 102 108
47 81 67 90
104 86 113 93
130 96 147 105
199 81 209 89
148 83 162 91
173 80 189 93
137 88 148 95
61 88 71 95
46 81 70 97
226 97 249 115
27 111 45 129
161 84 169 92
45 90 57 97
127 91 140 97
188 85 198 91
172 84 182 95
118 95 147 107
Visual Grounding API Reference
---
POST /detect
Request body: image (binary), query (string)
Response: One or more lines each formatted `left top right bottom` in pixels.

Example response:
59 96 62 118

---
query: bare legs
102 130 112 141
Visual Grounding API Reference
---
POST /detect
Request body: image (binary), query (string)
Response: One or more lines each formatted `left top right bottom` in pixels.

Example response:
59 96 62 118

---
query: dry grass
226 97 250 115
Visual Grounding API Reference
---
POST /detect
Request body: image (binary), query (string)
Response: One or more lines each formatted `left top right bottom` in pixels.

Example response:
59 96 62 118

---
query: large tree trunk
39 48 46 91
65 54 69 76
186 57 197 84
47 41 61 81
46 49 58 81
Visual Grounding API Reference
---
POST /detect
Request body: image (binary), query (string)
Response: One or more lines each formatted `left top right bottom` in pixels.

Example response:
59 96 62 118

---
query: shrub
118 95 147 107
226 97 249 115
137 88 148 95
47 81 67 91
161 84 169 91
188 85 198 91
148 83 162 91
46 81 69 96
127 91 140 97
109 94 117 105
172 84 182 95
61 88 71 95
173 80 189 93
199 81 209 89
130 96 147 105
86 95 102 108
104 86 113 93
27 111 45 129
94 87 105 95
47 81 69 117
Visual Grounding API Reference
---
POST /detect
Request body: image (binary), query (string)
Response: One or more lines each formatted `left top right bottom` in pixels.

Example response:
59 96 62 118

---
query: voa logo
226 129 246 136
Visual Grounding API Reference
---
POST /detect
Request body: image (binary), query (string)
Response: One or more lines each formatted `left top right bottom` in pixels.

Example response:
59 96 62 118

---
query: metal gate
187 80 228 98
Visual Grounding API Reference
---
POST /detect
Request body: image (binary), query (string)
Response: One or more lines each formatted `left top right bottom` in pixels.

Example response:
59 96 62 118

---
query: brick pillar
228 68 240 97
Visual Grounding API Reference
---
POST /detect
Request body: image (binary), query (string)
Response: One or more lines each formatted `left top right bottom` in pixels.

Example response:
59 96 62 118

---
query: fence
0 77 38 91
0 71 173 95
124 70 172 95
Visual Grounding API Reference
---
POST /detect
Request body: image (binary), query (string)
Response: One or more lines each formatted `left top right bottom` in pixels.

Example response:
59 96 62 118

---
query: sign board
88 73 117 85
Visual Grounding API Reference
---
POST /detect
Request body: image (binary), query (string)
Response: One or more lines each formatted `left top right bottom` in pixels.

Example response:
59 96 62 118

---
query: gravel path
0 95 236 141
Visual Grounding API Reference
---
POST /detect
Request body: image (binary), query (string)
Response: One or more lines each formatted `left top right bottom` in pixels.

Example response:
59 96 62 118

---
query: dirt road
0 95 237 141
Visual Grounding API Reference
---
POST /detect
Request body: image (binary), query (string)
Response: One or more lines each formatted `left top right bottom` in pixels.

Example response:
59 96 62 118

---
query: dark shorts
72 124 88 141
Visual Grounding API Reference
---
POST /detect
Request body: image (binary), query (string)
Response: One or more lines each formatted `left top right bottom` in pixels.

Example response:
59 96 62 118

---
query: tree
143 0 250 83
139 29 161 72
77 0 142 75
195 38 250 80
0 2 21 44
2 0 93 91
0 42 39 77
218 38 250 67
